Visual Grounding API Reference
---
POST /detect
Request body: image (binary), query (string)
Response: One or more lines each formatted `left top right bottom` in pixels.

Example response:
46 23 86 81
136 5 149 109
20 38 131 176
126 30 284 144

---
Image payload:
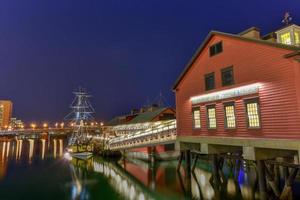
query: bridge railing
108 119 177 150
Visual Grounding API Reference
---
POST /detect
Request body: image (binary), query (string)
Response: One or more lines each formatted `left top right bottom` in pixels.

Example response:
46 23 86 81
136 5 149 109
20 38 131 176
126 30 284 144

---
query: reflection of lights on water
28 139 34 164
2 142 6 161
41 139 46 160
53 139 57 158
59 139 63 157
130 185 136 200
138 193 145 200
92 160 149 200
227 179 237 196
241 186 253 200
6 142 10 158
64 152 72 161
194 168 215 199
199 174 206 187
18 140 23 160
202 184 215 199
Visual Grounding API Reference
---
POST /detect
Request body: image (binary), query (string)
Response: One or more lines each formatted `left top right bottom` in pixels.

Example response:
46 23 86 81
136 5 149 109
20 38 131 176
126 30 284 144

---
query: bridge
108 119 176 150
0 128 70 136
0 126 102 140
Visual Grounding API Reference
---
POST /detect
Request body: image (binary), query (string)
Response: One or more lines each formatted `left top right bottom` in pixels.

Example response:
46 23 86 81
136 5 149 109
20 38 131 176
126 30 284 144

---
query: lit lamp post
55 123 58 129
60 122 64 129
31 123 36 130
43 123 48 129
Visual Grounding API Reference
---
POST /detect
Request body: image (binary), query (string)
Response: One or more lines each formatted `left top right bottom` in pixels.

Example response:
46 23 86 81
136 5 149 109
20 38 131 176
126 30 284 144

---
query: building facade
173 24 300 160
0 101 13 129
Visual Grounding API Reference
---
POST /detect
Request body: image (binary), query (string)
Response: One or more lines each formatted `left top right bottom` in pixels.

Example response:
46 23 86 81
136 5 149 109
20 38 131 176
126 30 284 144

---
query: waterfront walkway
108 119 176 150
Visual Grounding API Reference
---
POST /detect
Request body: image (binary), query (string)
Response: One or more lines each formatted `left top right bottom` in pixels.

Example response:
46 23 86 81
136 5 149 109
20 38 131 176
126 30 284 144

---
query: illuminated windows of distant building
280 32 292 45
295 32 300 45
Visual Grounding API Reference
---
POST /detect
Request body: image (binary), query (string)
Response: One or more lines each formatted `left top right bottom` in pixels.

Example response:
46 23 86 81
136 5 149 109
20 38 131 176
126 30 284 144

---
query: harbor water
0 138 299 200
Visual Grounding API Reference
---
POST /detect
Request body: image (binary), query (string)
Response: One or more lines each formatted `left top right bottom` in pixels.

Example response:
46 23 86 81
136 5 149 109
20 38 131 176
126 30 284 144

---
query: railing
108 119 177 150
0 128 70 136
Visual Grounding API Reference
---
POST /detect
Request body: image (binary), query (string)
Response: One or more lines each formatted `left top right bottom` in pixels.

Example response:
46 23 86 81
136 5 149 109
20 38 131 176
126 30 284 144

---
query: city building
173 23 300 160
0 101 13 129
9 118 24 129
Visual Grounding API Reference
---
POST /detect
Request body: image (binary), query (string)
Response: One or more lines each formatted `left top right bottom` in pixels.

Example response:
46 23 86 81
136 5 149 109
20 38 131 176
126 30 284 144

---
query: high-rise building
0 100 13 129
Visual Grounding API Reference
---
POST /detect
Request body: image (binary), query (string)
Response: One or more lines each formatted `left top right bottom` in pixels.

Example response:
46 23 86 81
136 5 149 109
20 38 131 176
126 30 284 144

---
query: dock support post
257 160 267 200
149 146 155 167
185 150 191 199
212 154 220 187
177 151 183 171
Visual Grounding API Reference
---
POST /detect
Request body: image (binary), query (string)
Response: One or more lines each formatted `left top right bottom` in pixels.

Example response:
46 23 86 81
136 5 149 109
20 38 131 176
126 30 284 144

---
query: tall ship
65 87 95 160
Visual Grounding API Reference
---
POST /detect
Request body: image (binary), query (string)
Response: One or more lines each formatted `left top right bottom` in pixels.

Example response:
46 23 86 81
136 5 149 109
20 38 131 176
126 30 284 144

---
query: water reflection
41 139 46 160
0 138 299 200
53 139 57 158
28 139 34 163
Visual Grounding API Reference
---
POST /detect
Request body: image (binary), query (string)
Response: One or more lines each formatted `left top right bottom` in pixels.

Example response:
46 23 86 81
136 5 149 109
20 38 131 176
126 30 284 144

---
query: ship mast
65 87 95 147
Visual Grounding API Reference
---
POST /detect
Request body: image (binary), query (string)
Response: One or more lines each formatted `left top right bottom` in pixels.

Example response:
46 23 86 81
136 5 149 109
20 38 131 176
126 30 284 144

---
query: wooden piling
177 151 183 171
185 150 192 199
257 160 267 200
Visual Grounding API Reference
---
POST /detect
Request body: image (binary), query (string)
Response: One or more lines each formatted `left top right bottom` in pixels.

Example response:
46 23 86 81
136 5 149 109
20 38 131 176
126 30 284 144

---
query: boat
64 87 95 160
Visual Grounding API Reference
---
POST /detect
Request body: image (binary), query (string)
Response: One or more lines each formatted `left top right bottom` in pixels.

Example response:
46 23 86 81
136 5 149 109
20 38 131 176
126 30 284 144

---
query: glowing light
30 123 36 129
43 123 48 128
60 122 64 128
191 83 260 104
59 139 63 157
53 139 57 158
41 139 46 160
28 139 34 164
63 152 72 161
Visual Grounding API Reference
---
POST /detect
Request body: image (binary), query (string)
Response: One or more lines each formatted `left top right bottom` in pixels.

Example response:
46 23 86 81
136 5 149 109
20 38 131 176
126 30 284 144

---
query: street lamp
60 122 64 129
31 123 36 129
43 123 48 129
55 123 58 128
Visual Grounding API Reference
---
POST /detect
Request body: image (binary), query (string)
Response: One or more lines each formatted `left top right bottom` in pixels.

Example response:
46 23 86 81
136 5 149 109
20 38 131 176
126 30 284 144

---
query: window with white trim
192 107 201 129
245 99 261 128
207 105 217 129
224 103 236 128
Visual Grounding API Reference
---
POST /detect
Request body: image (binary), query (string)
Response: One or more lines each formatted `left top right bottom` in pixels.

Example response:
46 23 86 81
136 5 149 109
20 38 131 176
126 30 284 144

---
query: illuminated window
295 32 300 45
207 105 217 129
280 32 291 45
205 72 215 91
209 41 223 57
221 66 234 86
245 99 261 128
224 103 236 128
192 107 201 129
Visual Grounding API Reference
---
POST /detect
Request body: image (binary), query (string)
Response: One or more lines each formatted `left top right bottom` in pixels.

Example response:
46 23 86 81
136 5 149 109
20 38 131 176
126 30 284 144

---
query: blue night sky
0 0 299 123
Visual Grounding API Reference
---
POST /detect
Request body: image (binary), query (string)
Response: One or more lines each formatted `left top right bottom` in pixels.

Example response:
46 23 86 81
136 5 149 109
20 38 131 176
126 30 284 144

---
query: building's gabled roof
128 107 174 124
172 31 300 90
105 107 175 126
105 115 127 126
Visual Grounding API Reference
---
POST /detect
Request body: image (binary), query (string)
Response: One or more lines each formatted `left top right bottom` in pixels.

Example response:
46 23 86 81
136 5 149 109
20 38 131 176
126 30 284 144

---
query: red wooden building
173 24 300 160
